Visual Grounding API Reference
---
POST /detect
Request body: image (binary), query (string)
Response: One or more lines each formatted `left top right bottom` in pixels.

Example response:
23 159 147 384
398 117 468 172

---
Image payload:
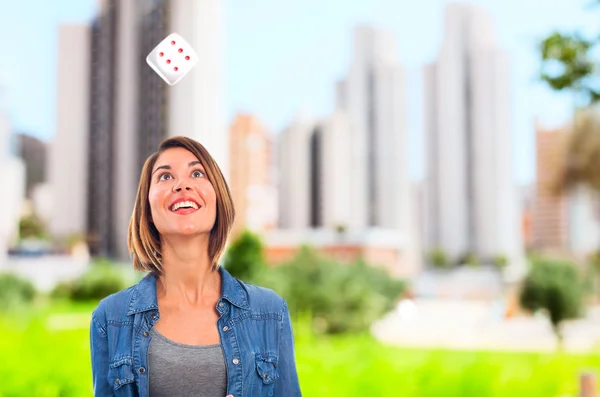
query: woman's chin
160 226 206 237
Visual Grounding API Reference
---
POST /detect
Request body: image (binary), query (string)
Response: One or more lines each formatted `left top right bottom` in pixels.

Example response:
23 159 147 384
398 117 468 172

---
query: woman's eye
192 170 204 178
158 173 172 181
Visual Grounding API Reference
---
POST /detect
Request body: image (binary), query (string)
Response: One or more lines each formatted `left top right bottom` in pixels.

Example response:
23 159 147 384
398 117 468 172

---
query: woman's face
148 148 217 238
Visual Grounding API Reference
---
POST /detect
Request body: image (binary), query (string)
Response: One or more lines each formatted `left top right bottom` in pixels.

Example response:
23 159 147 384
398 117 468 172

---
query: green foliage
538 8 600 222
590 250 600 273
257 246 407 334
459 252 479 268
540 32 598 102
223 229 266 282
519 259 585 346
19 213 48 240
52 260 128 302
0 272 36 311
427 248 450 269
492 254 509 270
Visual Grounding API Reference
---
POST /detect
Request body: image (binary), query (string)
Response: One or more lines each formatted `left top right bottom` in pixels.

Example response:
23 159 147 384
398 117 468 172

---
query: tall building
0 85 26 263
277 114 314 229
312 111 352 230
15 133 48 199
273 27 419 277
51 0 224 259
531 123 569 250
49 24 90 241
229 114 277 237
87 3 117 257
424 4 523 266
277 111 352 230
168 0 228 181
531 121 600 255
336 26 410 233
567 187 600 255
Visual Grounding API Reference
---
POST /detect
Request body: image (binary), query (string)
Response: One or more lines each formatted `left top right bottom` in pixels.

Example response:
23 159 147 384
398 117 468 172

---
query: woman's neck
156 235 221 307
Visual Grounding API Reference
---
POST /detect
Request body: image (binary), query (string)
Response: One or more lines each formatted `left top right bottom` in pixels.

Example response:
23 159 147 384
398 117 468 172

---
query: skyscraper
52 0 224 260
531 123 569 250
531 121 600 255
229 114 277 237
277 111 352 231
15 133 48 199
49 24 91 242
168 0 228 181
337 26 410 233
424 4 523 265
273 26 418 277
0 85 26 263
277 114 314 229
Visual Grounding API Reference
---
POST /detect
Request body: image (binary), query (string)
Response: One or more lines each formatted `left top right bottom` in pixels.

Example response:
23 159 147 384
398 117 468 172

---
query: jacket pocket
107 357 135 391
255 354 280 385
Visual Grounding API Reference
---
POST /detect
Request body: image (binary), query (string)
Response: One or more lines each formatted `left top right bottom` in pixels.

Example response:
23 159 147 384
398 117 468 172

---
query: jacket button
138 367 146 374
232 358 240 365
143 331 149 337
219 302 224 307
223 326 228 332
115 379 120 385
151 314 158 319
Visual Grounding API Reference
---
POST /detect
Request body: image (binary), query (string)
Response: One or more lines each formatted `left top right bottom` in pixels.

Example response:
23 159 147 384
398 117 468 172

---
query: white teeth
171 201 199 211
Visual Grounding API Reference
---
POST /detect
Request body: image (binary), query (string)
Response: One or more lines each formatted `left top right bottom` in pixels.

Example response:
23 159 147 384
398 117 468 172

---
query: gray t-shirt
148 327 228 397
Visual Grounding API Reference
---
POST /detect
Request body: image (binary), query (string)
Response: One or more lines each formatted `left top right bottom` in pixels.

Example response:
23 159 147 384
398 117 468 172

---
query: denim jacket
89 266 302 397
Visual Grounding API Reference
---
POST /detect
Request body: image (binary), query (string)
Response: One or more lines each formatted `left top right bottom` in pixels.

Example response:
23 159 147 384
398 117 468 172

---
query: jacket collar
127 266 250 316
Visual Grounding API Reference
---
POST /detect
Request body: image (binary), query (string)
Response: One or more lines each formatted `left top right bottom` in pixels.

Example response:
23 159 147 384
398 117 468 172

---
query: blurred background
1 0 599 396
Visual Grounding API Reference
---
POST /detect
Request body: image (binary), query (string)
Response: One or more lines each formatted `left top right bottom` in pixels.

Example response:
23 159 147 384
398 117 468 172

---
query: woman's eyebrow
152 164 170 175
152 161 203 175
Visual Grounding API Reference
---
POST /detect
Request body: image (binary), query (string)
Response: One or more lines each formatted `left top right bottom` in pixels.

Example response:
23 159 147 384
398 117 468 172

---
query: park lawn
0 302 598 397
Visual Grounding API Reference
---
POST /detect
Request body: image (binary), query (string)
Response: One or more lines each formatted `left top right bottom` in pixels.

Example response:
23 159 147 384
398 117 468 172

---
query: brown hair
127 136 235 274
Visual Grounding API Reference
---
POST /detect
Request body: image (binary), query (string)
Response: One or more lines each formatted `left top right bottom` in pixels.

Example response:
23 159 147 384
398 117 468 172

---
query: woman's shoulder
90 284 138 325
236 279 287 314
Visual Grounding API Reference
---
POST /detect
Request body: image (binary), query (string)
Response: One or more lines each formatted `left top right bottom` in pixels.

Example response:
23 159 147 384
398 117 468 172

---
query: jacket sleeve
90 306 114 396
274 299 302 396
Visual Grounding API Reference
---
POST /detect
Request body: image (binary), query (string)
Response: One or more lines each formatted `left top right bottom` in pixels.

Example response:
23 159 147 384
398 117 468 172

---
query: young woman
90 136 302 396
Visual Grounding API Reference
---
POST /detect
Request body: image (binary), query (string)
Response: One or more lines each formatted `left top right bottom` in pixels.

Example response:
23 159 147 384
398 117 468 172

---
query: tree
539 11 600 223
519 259 585 349
539 32 599 105
222 229 266 283
539 5 600 296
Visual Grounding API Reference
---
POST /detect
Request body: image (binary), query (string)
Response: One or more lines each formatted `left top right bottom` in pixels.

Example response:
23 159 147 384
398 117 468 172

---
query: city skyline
1 0 598 185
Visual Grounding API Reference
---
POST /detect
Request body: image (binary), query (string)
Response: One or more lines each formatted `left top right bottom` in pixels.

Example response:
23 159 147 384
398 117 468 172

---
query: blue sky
0 0 597 184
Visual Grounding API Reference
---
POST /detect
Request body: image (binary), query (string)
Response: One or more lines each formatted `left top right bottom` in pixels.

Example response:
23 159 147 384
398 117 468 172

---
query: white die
146 33 198 86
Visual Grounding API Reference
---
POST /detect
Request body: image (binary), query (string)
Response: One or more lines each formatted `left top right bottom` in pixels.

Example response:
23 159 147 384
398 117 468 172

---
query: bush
456 251 479 267
0 272 36 310
19 213 48 240
519 259 585 348
223 229 266 282
427 248 450 269
257 246 407 334
52 260 128 301
492 254 508 270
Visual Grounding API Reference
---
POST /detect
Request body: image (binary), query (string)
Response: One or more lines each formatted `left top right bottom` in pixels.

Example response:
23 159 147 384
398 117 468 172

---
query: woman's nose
173 182 192 192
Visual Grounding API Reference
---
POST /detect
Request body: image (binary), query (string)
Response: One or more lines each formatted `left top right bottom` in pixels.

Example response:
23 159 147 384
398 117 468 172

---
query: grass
0 301 598 397
295 332 600 396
